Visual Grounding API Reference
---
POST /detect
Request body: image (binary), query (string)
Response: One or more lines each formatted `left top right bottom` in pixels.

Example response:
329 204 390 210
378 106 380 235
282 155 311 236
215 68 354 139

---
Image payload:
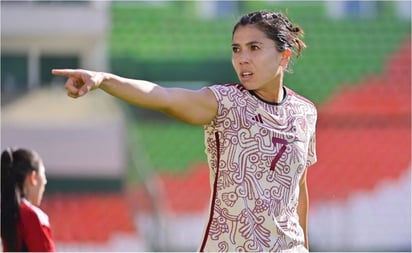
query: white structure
1 1 125 178
1 87 126 178
1 1 110 90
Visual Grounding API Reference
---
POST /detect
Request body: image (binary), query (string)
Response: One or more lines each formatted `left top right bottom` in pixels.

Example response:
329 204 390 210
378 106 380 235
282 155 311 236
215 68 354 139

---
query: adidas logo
252 113 263 123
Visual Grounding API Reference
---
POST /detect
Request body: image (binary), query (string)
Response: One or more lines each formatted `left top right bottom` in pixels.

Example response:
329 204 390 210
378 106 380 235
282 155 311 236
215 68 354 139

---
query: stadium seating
35 35 410 253
41 192 137 243
309 38 411 203
39 37 410 247
138 38 412 210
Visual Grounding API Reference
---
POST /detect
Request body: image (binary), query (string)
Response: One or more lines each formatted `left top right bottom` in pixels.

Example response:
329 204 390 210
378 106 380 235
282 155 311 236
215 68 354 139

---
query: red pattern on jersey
201 84 317 252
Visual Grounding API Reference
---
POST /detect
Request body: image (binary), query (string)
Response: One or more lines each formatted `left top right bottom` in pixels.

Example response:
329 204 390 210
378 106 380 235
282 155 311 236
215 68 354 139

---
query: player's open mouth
241 72 253 77
240 72 253 81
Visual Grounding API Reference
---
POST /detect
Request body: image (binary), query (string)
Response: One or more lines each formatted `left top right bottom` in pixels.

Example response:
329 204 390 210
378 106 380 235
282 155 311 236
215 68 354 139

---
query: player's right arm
51 69 218 125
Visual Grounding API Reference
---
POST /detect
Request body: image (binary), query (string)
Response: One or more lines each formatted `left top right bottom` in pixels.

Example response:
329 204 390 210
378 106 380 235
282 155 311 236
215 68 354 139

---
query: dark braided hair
233 10 306 71
1 148 41 251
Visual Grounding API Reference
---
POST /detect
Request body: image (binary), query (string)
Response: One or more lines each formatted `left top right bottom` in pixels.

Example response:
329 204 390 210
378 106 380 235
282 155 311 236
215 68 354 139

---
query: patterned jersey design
200 84 317 252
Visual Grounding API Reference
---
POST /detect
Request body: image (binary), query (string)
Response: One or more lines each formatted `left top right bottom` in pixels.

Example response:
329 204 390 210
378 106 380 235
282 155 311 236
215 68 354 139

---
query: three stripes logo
252 113 263 123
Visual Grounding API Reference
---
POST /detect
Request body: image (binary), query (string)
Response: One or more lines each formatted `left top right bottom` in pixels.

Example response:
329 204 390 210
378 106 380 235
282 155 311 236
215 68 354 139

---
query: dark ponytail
1 148 20 251
1 148 40 251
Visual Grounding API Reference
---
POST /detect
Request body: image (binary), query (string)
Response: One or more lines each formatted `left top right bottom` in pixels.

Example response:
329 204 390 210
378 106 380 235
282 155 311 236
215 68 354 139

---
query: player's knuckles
67 91 79 98
65 84 78 93
65 79 78 90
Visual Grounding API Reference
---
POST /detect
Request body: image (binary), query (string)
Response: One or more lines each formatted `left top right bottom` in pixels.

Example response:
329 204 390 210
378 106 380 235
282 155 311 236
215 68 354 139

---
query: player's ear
282 49 292 60
28 171 38 186
279 49 291 67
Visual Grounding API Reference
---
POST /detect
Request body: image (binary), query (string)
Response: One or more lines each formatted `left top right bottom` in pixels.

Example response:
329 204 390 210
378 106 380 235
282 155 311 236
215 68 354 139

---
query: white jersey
200 84 317 252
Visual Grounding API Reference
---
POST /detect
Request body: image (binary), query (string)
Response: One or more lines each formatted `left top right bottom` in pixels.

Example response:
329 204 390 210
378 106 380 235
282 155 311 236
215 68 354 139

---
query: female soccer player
52 10 317 252
1 148 55 252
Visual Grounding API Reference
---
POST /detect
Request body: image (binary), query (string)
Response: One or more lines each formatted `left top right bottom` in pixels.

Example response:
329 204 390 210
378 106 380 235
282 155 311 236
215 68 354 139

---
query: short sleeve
207 84 227 115
20 203 55 252
206 84 241 127
306 131 317 167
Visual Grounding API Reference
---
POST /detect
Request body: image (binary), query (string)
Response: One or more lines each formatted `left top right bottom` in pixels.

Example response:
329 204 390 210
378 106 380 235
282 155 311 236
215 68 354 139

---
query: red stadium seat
309 38 411 203
41 192 138 243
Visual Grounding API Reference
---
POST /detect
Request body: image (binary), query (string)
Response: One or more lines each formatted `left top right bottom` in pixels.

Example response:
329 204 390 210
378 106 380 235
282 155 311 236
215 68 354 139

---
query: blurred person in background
1 148 55 252
52 10 316 252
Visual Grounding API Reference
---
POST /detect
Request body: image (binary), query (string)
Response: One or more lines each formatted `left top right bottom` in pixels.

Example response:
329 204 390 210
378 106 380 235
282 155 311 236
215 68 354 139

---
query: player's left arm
297 168 309 250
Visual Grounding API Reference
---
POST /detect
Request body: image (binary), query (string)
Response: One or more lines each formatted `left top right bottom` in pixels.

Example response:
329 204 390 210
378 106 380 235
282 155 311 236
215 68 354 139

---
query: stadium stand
310 38 411 202
41 193 136 242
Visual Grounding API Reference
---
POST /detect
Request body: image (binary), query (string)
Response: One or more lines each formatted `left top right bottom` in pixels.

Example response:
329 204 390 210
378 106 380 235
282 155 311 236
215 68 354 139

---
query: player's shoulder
209 83 247 94
286 87 317 111
20 199 50 227
208 83 249 104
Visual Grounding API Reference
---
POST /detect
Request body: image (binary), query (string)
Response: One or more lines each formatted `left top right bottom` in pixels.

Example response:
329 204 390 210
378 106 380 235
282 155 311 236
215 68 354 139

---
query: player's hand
51 69 104 98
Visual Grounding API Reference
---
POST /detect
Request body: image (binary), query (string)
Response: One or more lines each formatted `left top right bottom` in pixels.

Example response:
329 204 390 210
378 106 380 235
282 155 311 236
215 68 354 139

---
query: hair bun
287 26 300 33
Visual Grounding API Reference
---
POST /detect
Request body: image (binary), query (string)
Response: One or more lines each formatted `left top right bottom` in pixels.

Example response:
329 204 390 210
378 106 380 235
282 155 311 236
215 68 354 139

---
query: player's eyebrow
231 41 264 47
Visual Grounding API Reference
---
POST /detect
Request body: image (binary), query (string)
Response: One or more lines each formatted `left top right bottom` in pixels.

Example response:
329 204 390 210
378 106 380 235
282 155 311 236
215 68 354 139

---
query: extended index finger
51 69 77 77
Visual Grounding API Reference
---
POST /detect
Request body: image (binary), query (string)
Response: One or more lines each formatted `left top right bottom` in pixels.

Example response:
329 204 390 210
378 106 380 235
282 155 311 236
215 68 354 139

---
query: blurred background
1 0 410 251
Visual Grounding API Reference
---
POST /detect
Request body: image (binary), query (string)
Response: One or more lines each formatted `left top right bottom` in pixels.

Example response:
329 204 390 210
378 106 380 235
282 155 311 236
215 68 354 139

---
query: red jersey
2 199 55 252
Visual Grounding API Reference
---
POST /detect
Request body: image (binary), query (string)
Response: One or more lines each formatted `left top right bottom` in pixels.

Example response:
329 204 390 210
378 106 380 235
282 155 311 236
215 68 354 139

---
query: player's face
232 25 284 92
32 161 47 206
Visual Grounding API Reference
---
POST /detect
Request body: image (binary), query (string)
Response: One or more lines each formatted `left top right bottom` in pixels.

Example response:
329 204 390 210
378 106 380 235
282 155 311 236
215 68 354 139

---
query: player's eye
232 46 240 53
251 45 260 51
